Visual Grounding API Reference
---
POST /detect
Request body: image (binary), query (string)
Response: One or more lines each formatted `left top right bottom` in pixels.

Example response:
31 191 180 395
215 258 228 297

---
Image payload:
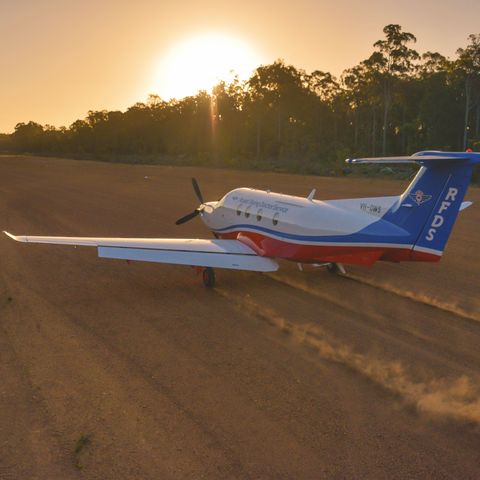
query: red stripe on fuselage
219 230 441 265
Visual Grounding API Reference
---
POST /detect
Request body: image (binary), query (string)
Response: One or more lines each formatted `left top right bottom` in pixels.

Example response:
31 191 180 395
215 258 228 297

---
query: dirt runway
1 155 479 479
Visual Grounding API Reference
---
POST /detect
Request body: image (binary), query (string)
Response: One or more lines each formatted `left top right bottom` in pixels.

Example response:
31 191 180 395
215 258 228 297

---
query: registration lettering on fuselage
360 203 382 216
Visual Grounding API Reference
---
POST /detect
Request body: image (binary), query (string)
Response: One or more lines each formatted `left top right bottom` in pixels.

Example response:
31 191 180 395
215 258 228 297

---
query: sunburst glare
153 33 262 100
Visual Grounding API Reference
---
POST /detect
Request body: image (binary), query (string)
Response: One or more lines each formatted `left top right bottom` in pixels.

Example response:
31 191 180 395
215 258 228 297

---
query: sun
153 34 262 100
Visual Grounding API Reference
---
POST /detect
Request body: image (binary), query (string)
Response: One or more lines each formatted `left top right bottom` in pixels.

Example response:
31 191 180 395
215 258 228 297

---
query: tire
327 263 339 274
202 267 216 287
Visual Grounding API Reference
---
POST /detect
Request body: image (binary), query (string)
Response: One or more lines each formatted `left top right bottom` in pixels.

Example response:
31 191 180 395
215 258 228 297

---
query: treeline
2 25 480 174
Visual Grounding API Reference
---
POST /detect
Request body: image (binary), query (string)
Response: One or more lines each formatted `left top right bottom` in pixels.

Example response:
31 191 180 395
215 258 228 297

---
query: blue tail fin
347 151 479 257
400 163 473 256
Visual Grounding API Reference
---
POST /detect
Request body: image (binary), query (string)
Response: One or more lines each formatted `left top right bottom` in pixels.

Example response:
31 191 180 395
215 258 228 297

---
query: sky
1 0 479 133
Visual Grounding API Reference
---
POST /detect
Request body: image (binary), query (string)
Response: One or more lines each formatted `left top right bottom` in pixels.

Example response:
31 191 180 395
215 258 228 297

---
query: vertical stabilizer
412 164 473 257
347 151 479 259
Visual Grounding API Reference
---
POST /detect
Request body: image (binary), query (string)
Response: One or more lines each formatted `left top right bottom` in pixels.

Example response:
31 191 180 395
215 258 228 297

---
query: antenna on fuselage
307 189 316 201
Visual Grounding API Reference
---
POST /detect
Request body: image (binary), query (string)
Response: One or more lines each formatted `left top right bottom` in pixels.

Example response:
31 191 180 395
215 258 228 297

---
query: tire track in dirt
265 268 480 372
2 263 342 479
344 271 480 323
269 268 480 323
1 278 244 479
27 259 480 478
216 283 480 427
0 322 77 480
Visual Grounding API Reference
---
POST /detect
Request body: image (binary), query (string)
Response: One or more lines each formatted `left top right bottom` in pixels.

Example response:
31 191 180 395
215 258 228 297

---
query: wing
3 232 278 272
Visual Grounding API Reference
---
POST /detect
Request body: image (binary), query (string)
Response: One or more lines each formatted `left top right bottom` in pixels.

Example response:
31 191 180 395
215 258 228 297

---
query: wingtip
3 231 21 241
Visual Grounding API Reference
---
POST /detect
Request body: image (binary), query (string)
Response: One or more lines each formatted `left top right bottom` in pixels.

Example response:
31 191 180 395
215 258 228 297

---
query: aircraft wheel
327 263 340 274
327 263 346 275
202 267 216 287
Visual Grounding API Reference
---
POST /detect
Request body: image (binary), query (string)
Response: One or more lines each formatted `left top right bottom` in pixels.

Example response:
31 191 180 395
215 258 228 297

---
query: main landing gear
202 267 216 288
297 262 347 275
327 262 346 275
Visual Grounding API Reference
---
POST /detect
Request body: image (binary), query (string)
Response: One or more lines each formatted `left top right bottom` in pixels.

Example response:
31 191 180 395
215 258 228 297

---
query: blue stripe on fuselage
213 218 412 245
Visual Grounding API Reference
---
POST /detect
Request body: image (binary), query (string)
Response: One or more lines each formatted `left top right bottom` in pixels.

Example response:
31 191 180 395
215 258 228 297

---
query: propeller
191 177 204 204
175 208 202 225
175 178 205 225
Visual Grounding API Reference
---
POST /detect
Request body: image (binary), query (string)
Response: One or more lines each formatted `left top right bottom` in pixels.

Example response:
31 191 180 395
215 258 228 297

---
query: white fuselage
201 187 399 238
197 188 416 265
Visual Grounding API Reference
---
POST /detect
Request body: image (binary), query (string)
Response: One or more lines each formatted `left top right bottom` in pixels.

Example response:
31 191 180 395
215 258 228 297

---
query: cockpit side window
272 212 279 226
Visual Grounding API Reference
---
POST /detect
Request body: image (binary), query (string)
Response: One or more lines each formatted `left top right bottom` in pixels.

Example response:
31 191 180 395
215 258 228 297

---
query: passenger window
236 204 242 216
245 206 251 218
256 209 263 221
272 212 279 226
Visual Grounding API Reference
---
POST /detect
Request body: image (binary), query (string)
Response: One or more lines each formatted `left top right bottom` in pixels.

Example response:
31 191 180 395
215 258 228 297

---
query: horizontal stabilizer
460 201 473 211
346 155 468 165
346 150 480 167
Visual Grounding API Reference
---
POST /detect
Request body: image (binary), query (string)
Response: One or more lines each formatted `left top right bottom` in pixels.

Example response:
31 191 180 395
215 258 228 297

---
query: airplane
4 150 479 287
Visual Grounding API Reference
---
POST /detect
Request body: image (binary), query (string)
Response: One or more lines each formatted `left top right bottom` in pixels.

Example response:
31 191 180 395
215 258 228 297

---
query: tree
456 34 480 148
416 53 460 150
343 61 383 155
3 25 480 178
369 24 419 154
211 78 246 160
247 60 308 162
12 121 45 151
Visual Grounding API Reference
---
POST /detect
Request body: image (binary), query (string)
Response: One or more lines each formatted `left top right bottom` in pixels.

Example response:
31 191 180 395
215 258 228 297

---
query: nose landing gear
202 267 216 288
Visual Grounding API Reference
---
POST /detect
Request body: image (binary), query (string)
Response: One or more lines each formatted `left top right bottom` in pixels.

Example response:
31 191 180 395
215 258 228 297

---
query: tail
347 151 480 260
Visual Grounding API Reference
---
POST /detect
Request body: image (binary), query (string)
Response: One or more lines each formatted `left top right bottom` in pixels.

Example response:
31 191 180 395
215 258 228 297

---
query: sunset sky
1 0 479 133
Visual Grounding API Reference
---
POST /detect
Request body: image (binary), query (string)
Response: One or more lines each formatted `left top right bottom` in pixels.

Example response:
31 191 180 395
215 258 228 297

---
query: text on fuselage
425 187 458 241
236 197 289 213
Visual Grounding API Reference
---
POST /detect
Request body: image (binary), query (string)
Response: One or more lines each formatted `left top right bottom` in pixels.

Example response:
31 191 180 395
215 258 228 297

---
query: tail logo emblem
410 190 432 206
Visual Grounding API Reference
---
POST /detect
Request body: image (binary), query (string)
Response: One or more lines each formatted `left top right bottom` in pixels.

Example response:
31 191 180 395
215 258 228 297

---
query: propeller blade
192 178 204 204
175 209 200 225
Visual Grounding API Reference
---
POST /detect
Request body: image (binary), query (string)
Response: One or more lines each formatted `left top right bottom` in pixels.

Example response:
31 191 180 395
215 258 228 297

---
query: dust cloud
222 290 480 426
346 273 480 323
271 271 480 323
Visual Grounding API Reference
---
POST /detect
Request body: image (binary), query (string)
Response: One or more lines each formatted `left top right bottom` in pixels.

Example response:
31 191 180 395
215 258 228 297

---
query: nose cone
200 201 219 228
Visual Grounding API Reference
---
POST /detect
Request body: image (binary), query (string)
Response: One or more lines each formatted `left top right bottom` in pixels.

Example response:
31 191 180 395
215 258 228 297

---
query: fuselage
199 188 440 266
